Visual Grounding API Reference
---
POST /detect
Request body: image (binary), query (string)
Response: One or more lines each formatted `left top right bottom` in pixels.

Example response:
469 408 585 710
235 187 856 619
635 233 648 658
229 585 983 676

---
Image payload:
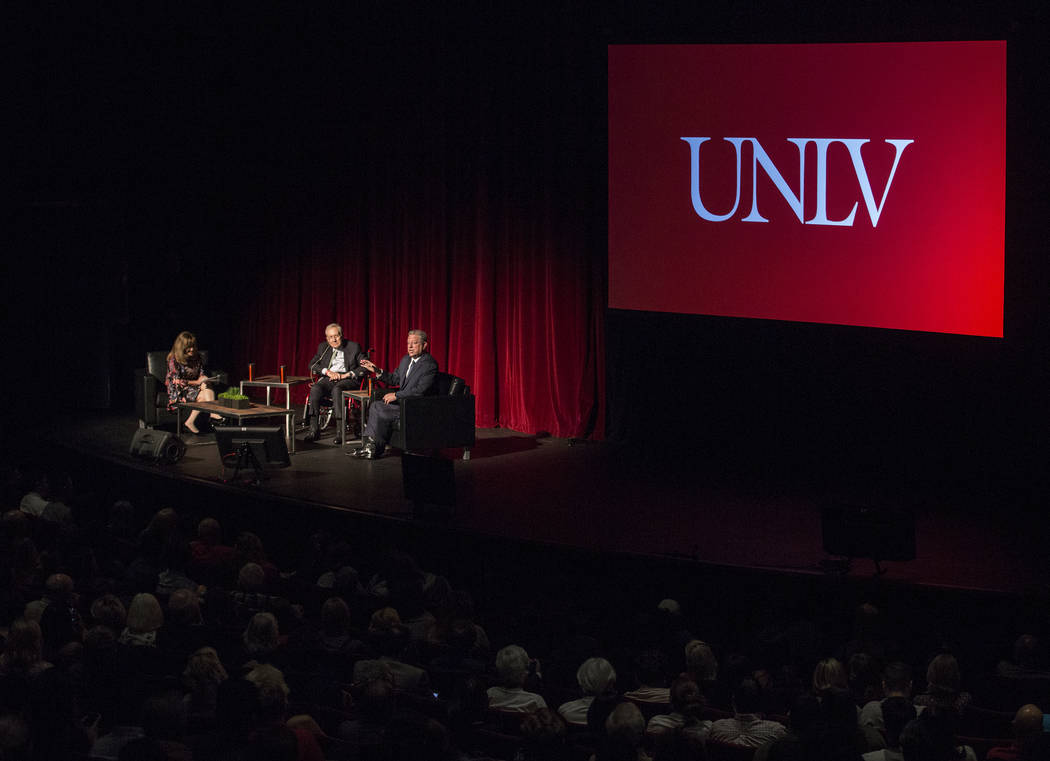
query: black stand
224 441 264 485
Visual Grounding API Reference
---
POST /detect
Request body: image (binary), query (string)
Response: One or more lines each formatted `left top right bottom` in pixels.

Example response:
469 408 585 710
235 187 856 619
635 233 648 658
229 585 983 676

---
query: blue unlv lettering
680 137 914 228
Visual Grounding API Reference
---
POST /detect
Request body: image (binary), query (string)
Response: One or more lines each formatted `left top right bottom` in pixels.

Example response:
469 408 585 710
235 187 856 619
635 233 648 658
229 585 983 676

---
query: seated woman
165 331 218 434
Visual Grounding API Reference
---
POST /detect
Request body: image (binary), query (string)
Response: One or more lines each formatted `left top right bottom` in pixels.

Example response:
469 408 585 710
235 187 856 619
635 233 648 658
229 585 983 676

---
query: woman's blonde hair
245 663 290 719
812 657 848 695
169 331 198 364
125 593 164 634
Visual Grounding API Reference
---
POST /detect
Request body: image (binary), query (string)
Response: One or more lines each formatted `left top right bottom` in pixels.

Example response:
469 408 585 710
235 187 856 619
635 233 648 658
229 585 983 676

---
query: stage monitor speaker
129 428 186 464
402 453 455 512
821 504 916 561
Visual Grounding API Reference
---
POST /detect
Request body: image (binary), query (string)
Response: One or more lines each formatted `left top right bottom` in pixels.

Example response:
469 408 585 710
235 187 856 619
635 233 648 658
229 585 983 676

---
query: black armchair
135 350 227 429
382 372 476 459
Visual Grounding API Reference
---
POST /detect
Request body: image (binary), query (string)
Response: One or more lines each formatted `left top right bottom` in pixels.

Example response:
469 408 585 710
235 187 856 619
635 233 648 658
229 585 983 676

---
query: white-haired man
558 657 617 726
487 645 548 712
306 323 364 444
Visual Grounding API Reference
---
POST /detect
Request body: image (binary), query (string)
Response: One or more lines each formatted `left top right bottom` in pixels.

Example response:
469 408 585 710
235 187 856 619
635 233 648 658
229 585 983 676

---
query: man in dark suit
353 329 437 459
305 323 364 444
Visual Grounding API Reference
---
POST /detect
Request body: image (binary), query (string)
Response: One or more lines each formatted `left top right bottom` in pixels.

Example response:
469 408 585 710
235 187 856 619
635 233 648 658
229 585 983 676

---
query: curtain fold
237 36 604 439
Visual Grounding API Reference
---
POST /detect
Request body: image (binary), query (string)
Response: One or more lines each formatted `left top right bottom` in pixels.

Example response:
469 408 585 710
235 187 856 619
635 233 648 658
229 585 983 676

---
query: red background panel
609 42 1006 337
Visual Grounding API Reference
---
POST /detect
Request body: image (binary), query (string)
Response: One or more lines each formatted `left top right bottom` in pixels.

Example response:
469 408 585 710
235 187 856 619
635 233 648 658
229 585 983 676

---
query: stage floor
46 412 1047 597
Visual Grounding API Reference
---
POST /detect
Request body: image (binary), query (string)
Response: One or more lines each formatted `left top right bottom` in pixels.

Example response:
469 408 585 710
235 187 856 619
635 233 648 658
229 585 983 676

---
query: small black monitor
214 425 291 475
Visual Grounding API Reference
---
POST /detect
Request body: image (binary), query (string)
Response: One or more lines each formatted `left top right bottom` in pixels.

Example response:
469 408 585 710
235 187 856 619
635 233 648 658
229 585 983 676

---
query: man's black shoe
304 417 320 442
350 436 377 459
332 434 343 445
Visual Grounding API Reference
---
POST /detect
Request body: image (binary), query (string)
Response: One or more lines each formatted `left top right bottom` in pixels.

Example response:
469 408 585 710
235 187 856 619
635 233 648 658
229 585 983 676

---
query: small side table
240 375 311 409
339 389 373 446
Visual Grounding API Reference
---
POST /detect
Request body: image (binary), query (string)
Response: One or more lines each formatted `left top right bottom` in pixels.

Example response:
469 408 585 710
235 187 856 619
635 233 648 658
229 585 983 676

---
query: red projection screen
608 42 1006 337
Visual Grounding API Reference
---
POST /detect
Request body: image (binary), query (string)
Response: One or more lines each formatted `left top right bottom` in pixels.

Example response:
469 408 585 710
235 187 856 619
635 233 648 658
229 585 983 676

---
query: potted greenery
217 388 251 409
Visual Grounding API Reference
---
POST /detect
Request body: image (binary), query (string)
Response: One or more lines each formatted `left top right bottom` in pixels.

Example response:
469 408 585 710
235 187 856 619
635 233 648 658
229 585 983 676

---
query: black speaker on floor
402 453 455 514
821 504 916 562
129 428 186 464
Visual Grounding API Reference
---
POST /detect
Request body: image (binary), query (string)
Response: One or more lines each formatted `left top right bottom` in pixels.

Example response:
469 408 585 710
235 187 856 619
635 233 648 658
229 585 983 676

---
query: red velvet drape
235 37 604 439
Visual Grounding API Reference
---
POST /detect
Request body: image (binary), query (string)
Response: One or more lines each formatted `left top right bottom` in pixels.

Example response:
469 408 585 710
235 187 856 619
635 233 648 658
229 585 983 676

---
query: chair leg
345 406 362 444
298 401 312 432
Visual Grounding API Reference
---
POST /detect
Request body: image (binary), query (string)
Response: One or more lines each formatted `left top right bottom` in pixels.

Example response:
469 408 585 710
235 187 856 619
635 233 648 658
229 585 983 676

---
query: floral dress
166 354 205 411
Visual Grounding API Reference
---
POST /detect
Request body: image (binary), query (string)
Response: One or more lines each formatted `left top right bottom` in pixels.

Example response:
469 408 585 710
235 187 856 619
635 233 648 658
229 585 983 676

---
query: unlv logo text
681 137 914 228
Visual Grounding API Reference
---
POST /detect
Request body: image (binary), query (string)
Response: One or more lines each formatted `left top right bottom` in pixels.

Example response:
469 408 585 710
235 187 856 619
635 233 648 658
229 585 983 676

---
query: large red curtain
234 33 605 439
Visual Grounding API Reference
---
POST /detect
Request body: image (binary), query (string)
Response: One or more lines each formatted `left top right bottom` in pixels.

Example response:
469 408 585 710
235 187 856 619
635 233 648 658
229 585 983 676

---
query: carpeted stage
42 410 1046 599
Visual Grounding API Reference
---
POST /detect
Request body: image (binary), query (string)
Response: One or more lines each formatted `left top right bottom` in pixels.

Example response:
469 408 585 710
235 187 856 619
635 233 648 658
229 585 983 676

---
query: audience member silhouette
898 710 976 761
646 675 710 742
594 701 649 761
709 677 787 748
986 703 1045 761
559 657 617 726
625 649 672 706
860 696 916 761
859 661 924 750
913 653 972 714
488 644 548 712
